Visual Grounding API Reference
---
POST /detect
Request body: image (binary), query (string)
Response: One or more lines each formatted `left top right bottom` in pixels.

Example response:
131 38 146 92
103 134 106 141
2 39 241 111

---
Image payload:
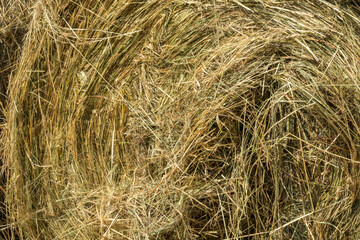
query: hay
0 0 32 239
3 0 360 239
0 0 31 104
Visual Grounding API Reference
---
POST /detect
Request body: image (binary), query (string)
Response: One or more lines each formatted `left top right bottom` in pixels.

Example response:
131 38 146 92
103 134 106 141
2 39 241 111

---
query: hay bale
4 0 360 239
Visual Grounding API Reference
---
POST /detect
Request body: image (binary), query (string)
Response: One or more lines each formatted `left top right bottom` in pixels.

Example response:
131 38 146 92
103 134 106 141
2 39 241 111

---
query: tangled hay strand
4 0 360 239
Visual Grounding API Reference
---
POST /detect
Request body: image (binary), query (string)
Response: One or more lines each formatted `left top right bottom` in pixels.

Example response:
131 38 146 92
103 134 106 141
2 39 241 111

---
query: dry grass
2 0 360 239
0 0 33 239
0 0 31 102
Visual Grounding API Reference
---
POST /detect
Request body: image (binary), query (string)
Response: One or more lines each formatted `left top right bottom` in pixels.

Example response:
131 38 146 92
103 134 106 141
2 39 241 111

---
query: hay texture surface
4 0 360 239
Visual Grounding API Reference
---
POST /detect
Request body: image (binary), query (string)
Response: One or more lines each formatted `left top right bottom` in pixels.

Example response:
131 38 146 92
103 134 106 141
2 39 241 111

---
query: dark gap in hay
189 125 234 177
182 193 229 240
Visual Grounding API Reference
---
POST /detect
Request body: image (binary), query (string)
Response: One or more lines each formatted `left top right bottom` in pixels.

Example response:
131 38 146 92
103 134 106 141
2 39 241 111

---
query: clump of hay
0 0 32 238
0 0 31 104
3 0 360 239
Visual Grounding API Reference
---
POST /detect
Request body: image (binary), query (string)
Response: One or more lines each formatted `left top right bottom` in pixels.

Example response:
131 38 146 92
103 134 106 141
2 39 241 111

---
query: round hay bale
4 0 360 239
